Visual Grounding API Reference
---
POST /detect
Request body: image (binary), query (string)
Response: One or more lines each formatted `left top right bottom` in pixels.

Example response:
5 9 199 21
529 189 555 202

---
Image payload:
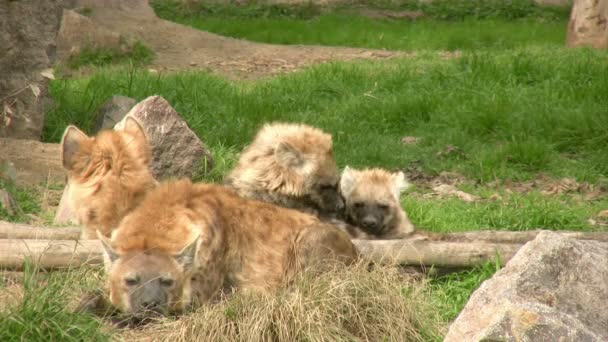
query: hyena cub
60 116 157 239
225 122 343 218
339 166 416 239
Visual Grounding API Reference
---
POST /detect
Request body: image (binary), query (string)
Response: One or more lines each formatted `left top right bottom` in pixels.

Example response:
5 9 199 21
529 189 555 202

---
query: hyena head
60 116 157 239
339 167 410 236
99 232 199 316
230 122 343 214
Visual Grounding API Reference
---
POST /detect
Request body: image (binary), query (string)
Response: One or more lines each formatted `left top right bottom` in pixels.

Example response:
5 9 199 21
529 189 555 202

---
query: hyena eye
160 278 174 287
319 184 335 191
378 204 389 210
124 276 140 287
354 202 364 208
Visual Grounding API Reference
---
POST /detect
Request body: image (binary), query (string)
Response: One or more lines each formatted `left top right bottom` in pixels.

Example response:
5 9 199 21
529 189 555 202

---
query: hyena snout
361 215 380 230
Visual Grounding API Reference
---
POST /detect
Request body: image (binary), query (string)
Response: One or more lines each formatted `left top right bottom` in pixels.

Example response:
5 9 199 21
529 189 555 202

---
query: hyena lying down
60 117 157 239
225 122 344 218
93 179 358 317
338 166 417 239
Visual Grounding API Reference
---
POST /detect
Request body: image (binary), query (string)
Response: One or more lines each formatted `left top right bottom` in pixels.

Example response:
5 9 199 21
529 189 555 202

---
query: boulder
92 95 137 133
114 95 213 180
566 0 608 49
55 9 126 62
0 0 75 140
444 230 608 341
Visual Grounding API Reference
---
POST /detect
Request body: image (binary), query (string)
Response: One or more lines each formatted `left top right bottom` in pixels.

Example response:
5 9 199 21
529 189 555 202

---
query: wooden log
423 230 608 244
353 239 521 268
3 221 608 245
0 239 103 270
0 221 80 240
0 238 522 270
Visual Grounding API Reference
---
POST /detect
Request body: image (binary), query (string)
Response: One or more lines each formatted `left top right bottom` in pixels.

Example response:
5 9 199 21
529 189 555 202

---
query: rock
0 189 17 216
0 0 75 140
0 138 65 187
566 0 608 49
56 9 126 62
445 230 608 342
114 95 213 179
92 95 137 133
53 184 78 226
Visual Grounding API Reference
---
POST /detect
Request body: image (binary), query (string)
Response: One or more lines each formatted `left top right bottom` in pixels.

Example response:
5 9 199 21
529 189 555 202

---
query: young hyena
94 179 358 317
339 166 416 239
224 122 343 218
60 116 157 239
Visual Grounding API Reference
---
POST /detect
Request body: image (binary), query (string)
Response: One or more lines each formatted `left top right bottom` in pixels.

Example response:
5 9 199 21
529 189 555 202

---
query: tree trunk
566 0 608 49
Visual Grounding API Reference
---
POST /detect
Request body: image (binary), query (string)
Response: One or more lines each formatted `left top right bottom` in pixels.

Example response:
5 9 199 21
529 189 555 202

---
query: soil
72 0 440 80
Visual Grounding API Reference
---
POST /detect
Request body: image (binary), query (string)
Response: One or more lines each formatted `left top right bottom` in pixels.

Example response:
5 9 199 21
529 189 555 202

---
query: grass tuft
0 264 109 342
67 41 154 69
122 260 445 341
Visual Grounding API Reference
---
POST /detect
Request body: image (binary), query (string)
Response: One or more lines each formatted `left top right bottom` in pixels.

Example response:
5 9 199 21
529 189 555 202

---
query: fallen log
353 239 521 268
0 239 102 270
0 238 522 270
423 230 608 244
2 220 608 244
0 221 80 240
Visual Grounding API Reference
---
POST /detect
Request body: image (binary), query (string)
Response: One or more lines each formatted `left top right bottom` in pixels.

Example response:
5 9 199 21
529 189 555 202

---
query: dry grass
121 260 444 341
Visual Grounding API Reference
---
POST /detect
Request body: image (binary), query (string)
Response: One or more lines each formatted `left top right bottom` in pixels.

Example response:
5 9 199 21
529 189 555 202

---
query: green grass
0 179 41 223
44 48 608 184
68 41 154 69
0 264 109 342
152 0 568 51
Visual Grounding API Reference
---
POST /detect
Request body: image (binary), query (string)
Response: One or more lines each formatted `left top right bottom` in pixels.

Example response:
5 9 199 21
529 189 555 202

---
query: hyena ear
175 235 199 272
391 171 410 201
275 141 313 175
97 231 119 270
119 115 147 142
61 125 90 172
339 166 357 198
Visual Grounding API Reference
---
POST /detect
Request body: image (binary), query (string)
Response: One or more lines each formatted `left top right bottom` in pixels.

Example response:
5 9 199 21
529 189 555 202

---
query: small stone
92 95 138 133
400 136 420 145
189 61 197 66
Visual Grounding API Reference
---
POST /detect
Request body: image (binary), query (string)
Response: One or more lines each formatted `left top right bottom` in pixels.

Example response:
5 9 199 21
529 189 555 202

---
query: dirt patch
358 8 425 20
69 0 456 80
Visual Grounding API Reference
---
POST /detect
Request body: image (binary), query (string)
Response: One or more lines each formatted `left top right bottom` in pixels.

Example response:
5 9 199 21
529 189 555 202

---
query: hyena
224 122 343 218
60 116 157 239
339 166 416 239
96 179 358 317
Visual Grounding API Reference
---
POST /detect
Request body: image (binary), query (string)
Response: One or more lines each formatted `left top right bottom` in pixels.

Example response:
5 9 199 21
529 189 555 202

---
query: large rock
0 0 75 140
566 0 608 49
56 9 126 62
114 95 213 179
92 95 137 133
0 138 64 187
445 231 608 341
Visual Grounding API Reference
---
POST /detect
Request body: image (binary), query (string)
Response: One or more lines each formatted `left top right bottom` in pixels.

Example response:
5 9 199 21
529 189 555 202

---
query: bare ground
73 0 457 80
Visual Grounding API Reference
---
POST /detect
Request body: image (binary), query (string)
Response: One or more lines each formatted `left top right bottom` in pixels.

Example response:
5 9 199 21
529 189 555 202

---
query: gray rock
53 184 78 226
114 95 213 180
0 0 75 140
444 230 608 342
55 9 126 62
92 95 137 133
0 189 17 216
